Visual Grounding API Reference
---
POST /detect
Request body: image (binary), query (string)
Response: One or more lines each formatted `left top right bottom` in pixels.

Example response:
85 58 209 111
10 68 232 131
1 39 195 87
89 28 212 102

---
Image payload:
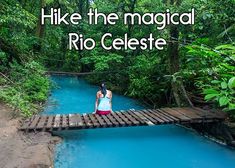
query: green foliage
0 0 37 55
215 44 235 61
182 43 235 89
182 42 235 117
203 77 235 112
0 61 50 117
0 51 8 71
82 52 123 71
128 55 159 98
0 0 36 28
0 0 235 118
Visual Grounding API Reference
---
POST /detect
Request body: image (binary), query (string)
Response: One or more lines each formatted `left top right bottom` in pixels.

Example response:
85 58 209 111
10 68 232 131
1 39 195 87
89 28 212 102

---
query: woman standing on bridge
95 83 113 115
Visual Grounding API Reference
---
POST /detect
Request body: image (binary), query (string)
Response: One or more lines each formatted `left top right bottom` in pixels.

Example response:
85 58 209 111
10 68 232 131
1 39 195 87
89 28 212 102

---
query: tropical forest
0 0 235 167
1 0 234 117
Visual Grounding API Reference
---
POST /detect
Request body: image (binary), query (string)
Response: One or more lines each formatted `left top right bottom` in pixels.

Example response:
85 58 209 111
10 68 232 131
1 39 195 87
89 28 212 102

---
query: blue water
43 76 235 168
43 76 143 115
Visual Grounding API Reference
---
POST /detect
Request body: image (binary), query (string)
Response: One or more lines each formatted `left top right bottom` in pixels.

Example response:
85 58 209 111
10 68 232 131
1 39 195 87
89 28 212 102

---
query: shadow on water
54 125 188 140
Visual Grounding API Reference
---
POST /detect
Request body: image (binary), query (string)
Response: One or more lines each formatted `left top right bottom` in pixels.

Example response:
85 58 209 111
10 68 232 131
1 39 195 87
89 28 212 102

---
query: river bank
0 103 61 168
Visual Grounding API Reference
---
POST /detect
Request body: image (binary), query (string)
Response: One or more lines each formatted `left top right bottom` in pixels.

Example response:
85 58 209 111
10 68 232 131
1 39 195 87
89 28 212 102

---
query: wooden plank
45 116 54 130
100 114 113 127
147 109 172 123
28 115 41 130
121 111 140 125
68 114 84 128
147 109 171 123
145 110 166 123
53 114 61 128
68 114 76 127
138 110 159 125
153 109 175 122
161 108 191 121
47 71 100 76
88 114 100 128
62 115 68 129
83 113 93 128
105 114 119 126
115 111 132 126
174 108 202 120
21 116 35 130
132 111 154 126
127 110 146 125
190 107 219 119
142 110 165 124
19 107 225 132
94 114 106 127
188 107 222 123
157 109 180 122
110 112 125 125
138 110 158 124
36 116 48 130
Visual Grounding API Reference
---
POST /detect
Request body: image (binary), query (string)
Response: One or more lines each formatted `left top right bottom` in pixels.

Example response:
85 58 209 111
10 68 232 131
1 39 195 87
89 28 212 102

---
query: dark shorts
96 110 111 115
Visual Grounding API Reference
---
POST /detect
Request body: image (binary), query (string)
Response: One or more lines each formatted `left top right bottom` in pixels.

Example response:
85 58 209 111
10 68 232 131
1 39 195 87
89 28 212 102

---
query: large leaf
221 63 235 71
221 82 227 89
215 44 235 51
203 88 219 94
219 96 229 106
211 80 220 84
228 103 235 110
205 94 219 100
228 77 235 89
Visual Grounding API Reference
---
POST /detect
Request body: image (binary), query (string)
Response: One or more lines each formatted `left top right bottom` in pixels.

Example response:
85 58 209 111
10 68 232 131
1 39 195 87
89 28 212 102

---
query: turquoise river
42 76 235 168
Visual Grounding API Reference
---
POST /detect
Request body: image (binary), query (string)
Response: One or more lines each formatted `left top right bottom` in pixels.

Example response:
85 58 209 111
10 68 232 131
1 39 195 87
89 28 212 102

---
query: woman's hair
100 83 107 96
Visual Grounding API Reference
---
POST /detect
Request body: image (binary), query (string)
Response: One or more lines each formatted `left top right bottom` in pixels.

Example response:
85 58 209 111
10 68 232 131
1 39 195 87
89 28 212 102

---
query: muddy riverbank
0 103 61 168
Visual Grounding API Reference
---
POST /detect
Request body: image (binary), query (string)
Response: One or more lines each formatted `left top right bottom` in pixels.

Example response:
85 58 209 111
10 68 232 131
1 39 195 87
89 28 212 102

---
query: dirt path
0 103 61 168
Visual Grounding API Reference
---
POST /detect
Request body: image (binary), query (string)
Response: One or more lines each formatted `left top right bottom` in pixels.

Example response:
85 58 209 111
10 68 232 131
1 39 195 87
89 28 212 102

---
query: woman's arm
94 92 99 113
110 91 113 112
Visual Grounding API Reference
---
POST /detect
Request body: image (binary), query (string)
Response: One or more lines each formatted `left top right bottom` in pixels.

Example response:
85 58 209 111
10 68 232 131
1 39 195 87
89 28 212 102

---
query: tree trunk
127 0 137 37
169 26 179 74
35 0 46 51
78 0 84 17
168 25 193 107
167 0 193 107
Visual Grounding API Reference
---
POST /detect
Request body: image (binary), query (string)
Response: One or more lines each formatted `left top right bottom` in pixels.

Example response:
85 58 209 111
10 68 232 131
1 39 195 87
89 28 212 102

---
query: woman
95 83 112 115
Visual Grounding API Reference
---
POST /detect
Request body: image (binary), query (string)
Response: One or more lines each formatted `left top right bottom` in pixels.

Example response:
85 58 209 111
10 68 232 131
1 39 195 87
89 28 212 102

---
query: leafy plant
203 77 235 112
0 61 50 117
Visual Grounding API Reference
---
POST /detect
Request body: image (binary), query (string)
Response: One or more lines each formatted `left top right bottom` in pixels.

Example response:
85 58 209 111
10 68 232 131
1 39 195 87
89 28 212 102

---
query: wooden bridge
46 71 112 76
20 107 225 132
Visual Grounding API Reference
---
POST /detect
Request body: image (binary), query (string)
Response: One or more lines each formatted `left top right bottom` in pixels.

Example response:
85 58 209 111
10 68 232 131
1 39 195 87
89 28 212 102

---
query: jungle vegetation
0 0 234 118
